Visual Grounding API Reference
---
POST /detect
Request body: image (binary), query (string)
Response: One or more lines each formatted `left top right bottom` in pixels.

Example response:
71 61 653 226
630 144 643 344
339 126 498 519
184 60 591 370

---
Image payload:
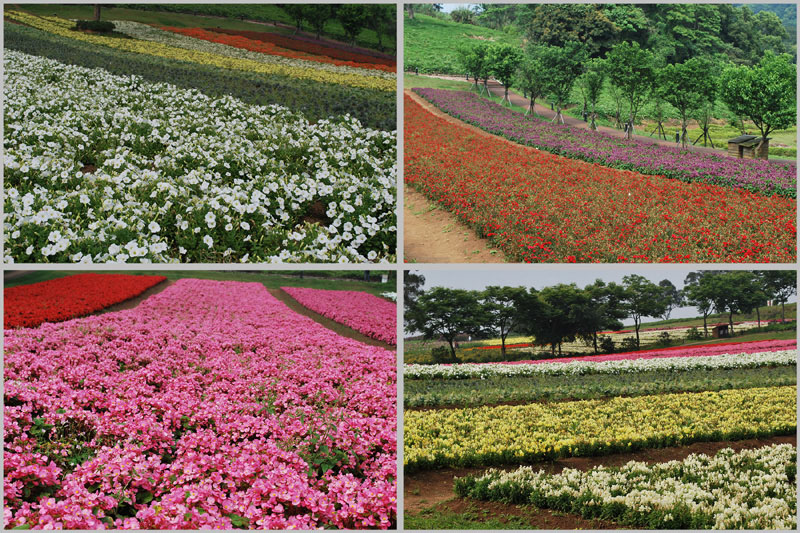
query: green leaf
12 525 31 530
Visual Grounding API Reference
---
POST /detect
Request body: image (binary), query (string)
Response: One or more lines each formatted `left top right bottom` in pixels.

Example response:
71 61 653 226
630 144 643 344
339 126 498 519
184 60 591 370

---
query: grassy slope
3 271 394 297
404 13 520 74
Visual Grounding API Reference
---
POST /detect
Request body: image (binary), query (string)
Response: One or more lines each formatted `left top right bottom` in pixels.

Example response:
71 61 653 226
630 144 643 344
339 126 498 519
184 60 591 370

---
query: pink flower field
4 279 396 530
282 287 397 345
482 339 797 366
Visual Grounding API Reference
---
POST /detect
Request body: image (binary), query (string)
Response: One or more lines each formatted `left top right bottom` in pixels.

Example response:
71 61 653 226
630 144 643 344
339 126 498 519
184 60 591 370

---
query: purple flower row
283 287 397 345
414 88 796 198
4 279 396 530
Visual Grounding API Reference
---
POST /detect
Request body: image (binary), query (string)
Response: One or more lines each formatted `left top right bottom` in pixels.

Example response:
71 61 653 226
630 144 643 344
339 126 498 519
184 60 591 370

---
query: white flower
203 235 213 248
148 221 161 233
240 221 250 231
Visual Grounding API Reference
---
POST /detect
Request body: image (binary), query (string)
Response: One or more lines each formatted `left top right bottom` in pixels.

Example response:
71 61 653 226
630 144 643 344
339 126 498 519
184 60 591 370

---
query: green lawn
4 270 395 297
404 13 520 74
406 502 533 530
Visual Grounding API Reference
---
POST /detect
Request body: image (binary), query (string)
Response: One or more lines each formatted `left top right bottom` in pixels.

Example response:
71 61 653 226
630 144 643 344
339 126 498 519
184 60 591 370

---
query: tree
514 49 546 117
304 5 334 40
404 271 425 312
405 287 486 360
658 279 683 321
683 271 717 337
94 4 101 21
487 43 523 105
707 271 759 334
579 59 606 130
720 52 796 158
481 286 527 357
604 41 655 139
539 41 588 124
282 4 306 34
524 4 620 58
406 4 414 20
337 4 368 45
521 284 590 356
623 275 669 348
366 4 394 51
457 42 491 95
657 57 715 148
761 270 797 323
581 280 627 354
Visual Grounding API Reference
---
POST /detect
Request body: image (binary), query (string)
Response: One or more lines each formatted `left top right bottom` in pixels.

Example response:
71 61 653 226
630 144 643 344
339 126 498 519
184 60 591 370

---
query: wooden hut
711 324 730 338
727 135 770 159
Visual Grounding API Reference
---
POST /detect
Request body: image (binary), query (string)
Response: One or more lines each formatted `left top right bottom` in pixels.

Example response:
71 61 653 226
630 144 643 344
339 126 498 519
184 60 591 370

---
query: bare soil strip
269 288 395 350
405 435 796 517
93 279 175 315
404 187 506 263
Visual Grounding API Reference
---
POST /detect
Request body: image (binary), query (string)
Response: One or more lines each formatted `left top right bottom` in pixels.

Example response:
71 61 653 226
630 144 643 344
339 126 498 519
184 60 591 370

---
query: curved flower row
404 348 797 380
403 386 796 471
405 94 796 263
110 21 393 80
4 51 396 263
4 279 397 529
455 444 797 529
414 88 796 198
282 287 396 345
208 28 396 70
4 273 165 328
5 11 394 92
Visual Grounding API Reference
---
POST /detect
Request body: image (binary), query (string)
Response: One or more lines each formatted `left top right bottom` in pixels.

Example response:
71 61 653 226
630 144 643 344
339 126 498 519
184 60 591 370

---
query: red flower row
4 273 166 328
405 95 797 263
163 27 395 73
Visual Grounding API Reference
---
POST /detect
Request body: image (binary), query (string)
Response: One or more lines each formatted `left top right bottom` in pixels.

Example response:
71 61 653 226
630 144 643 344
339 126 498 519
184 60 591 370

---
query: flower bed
403 386 796 471
4 273 165 328
4 279 397 529
413 88 796 198
5 11 394 92
208 28 396 70
404 346 797 379
4 51 396 263
282 287 396 345
111 21 393 80
405 95 796 263
455 444 797 529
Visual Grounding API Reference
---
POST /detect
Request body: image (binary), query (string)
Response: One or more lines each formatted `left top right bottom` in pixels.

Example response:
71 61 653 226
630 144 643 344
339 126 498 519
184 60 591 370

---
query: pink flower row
487 339 797 366
282 287 397 345
4 279 396 530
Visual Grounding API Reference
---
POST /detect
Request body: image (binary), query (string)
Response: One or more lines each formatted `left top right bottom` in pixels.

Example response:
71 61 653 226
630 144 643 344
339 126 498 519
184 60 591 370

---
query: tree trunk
94 4 101 21
681 116 688 149
408 4 415 19
526 96 536 117
782 301 786 322
590 103 597 131
447 339 456 360
756 307 761 329
626 112 634 140
728 311 734 335
501 334 507 358
593 331 598 354
634 319 641 347
703 313 708 338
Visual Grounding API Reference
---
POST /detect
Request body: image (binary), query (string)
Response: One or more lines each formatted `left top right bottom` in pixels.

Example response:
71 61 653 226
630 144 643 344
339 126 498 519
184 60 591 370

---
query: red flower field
4 273 166 328
405 95 797 263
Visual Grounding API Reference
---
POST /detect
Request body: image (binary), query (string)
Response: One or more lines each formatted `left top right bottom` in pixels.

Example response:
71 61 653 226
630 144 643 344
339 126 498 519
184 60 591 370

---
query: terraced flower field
405 94 796 263
4 279 397 529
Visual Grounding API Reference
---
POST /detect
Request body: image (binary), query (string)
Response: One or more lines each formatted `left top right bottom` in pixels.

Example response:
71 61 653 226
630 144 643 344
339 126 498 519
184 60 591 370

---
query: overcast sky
406 267 797 324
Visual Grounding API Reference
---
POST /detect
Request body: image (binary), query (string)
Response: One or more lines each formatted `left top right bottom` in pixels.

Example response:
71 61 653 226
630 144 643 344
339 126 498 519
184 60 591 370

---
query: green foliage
4 23 395 131
73 20 115 32
404 365 797 408
336 4 369 45
657 57 718 140
524 4 620 58
604 41 656 125
486 43 523 96
538 41 588 112
685 327 703 341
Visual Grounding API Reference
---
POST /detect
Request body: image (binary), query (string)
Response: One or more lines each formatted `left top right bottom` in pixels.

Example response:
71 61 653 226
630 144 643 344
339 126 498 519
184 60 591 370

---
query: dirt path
404 187 505 263
405 434 796 516
415 75 725 155
269 288 395 350
3 271 31 281
93 279 175 316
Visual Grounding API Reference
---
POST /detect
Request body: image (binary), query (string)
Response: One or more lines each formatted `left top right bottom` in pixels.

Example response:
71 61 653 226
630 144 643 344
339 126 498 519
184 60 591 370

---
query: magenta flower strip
4 279 397 530
282 287 397 345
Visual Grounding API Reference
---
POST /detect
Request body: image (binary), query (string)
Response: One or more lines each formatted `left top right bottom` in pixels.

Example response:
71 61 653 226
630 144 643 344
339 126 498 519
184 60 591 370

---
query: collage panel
3 269 398 529
403 3 796 263
4 3 397 264
403 268 797 529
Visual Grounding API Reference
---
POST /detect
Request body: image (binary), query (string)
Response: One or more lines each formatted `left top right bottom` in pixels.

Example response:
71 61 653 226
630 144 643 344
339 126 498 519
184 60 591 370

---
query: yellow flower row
404 386 797 470
7 11 395 92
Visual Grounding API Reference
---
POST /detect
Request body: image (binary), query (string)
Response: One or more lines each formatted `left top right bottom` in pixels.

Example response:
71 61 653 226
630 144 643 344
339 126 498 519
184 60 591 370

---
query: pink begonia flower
4 279 397 529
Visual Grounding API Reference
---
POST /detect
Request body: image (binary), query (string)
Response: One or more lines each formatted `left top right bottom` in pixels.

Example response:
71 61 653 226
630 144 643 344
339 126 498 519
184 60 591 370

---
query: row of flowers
405 94 796 263
414 88 796 198
404 347 796 380
110 21 393 80
4 279 397 529
5 11 394 92
403 385 796 471
454 444 797 529
4 51 396 263
214 28 395 64
4 273 165 328
282 287 396 345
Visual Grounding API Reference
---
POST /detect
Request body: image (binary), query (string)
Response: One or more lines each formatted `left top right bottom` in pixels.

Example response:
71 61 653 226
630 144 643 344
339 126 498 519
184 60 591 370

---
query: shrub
686 327 703 341
620 337 638 351
599 335 615 354
431 346 458 364
450 8 474 24
74 20 116 33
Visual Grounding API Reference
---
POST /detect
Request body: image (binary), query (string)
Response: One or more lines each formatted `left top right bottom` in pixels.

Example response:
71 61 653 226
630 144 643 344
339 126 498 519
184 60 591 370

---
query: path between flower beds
405 434 796 522
404 187 506 263
270 288 396 350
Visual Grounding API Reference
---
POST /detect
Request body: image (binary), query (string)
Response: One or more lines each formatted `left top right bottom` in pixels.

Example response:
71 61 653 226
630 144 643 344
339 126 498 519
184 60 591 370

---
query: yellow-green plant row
6 11 394 92
404 386 796 471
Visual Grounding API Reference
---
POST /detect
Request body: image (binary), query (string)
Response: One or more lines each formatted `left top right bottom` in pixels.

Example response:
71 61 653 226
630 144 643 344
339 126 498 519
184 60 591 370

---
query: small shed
727 135 769 160
711 324 730 338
